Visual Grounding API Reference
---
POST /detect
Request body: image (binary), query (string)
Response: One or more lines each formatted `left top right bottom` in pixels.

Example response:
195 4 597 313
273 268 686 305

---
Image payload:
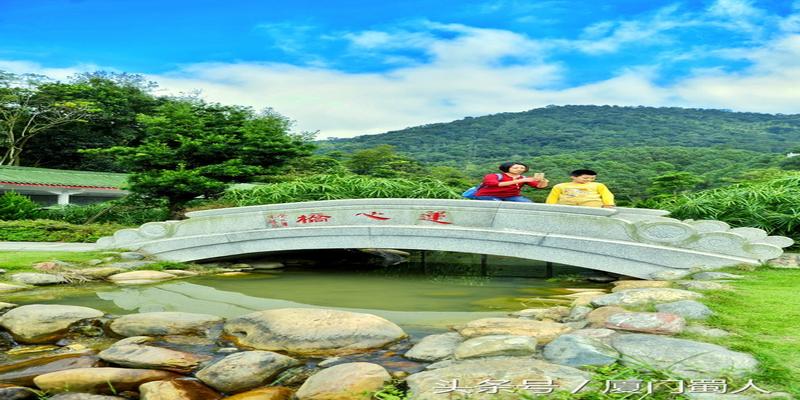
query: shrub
222 174 460 206
41 198 169 225
0 219 126 242
651 172 800 243
0 191 42 220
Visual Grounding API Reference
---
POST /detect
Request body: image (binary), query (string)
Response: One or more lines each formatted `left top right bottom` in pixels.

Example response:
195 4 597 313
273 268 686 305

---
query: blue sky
1 0 799 137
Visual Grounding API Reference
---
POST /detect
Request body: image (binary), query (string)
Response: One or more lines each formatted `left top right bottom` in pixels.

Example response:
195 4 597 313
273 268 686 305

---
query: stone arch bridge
97 199 792 280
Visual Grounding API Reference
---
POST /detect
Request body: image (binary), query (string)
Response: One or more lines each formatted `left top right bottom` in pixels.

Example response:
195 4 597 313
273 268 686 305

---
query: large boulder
98 343 211 373
10 273 68 286
591 288 702 307
649 269 692 280
196 351 300 393
0 305 104 343
139 379 222 400
586 306 627 328
224 387 294 400
0 302 17 313
455 318 570 343
0 386 37 400
692 272 744 280
33 367 180 393
605 312 685 335
0 283 27 293
655 300 714 320
543 330 619 367
0 353 100 386
513 306 571 321
108 312 223 337
571 293 607 307
73 267 125 280
678 281 733 291
611 280 672 292
406 357 591 400
48 394 127 400
222 308 406 354
454 335 537 359
296 362 390 400
106 270 176 284
611 334 758 378
404 332 463 362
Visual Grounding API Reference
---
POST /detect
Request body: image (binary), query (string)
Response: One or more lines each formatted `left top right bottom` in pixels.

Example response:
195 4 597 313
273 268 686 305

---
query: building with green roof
0 166 129 206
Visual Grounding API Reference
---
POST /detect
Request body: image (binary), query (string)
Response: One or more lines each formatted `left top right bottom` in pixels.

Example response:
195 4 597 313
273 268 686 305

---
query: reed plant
222 174 461 206
652 172 800 242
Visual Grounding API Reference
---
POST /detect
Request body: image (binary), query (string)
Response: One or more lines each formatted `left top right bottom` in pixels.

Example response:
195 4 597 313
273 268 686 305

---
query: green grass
692 266 800 397
0 220 127 243
0 250 202 279
0 251 118 273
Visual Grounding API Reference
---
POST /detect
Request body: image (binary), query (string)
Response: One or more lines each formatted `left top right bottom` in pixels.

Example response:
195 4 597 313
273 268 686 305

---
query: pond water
6 269 608 339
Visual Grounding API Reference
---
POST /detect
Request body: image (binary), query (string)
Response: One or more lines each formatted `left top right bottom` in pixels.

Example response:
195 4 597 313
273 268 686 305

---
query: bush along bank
0 259 798 399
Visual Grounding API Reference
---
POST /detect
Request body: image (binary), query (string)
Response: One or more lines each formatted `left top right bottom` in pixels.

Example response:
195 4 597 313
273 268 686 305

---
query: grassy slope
692 266 800 396
0 251 115 273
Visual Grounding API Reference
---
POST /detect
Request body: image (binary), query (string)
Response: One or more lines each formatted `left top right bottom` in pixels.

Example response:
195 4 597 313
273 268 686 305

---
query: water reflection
95 281 509 333
13 270 607 338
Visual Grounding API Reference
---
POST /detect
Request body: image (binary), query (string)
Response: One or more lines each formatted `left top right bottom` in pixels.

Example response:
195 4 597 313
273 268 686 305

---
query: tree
345 145 427 178
22 72 161 170
0 72 92 166
646 171 704 196
86 100 313 217
780 146 800 171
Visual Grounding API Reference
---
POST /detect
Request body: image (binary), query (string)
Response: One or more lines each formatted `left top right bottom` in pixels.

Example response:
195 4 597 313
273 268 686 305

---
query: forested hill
319 105 800 164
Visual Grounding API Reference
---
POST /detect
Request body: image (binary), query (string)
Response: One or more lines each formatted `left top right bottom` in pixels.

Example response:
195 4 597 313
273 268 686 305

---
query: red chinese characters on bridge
419 211 452 224
266 214 288 228
296 213 332 224
355 211 391 221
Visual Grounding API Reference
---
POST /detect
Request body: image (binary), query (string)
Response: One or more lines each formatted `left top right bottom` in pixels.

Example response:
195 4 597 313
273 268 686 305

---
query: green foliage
86 100 314 215
0 219 126 242
345 145 427 178
0 250 119 272
0 191 42 220
694 267 800 396
652 172 800 242
276 154 351 180
22 72 161 170
40 197 169 225
519 146 780 204
646 172 704 197
319 105 800 163
371 381 407 399
222 174 460 206
1 72 93 166
780 155 800 170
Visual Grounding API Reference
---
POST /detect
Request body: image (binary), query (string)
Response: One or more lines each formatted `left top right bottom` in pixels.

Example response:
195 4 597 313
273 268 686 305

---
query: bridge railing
97 199 792 276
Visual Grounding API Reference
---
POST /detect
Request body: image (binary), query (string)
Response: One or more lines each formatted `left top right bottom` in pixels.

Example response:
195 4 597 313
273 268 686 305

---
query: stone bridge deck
97 199 793 279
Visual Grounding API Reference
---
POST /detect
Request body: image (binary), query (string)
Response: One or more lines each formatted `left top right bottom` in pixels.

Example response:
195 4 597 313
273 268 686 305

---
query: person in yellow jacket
546 169 615 208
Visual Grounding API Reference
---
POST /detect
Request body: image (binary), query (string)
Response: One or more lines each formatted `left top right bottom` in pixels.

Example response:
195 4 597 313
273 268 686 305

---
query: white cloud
673 34 800 111
2 6 799 139
0 60 108 81
143 25 800 138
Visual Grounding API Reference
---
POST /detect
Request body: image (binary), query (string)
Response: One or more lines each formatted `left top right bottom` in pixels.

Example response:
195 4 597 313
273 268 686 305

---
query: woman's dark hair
499 162 529 173
570 169 597 176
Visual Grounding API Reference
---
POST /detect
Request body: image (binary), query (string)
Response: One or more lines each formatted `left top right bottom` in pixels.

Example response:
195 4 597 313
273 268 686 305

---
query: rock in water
0 305 104 343
296 362 390 400
33 367 181 393
222 308 406 355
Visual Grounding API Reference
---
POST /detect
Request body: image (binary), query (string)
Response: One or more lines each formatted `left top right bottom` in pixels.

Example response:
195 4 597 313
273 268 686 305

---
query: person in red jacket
473 161 549 202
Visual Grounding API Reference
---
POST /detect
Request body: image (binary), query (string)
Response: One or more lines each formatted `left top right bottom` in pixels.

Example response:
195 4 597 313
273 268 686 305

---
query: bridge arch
97 199 792 280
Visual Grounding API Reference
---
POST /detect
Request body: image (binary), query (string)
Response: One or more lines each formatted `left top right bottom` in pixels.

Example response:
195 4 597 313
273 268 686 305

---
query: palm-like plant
222 173 461 206
652 171 800 243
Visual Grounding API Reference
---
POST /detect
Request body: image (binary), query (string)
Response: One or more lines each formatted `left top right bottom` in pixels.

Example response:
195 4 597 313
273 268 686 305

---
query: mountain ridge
319 105 800 164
